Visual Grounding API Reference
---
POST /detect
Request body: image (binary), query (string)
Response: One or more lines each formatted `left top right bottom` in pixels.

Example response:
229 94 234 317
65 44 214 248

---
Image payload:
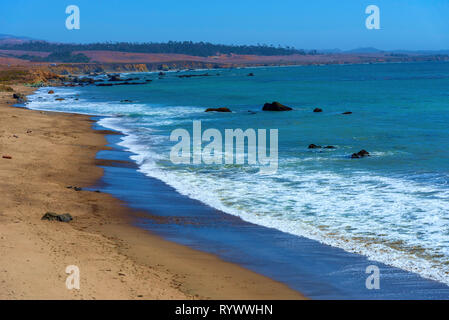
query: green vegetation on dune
0 40 317 57
18 51 91 63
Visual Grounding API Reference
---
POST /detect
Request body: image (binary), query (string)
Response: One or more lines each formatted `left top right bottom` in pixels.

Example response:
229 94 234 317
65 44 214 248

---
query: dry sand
0 85 305 300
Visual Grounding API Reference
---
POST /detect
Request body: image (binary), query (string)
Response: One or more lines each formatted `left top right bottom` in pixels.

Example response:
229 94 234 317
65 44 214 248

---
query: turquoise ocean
27 62 449 286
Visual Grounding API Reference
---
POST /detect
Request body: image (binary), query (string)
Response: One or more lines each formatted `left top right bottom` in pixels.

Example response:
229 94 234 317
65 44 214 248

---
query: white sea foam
26 86 449 286
101 118 449 285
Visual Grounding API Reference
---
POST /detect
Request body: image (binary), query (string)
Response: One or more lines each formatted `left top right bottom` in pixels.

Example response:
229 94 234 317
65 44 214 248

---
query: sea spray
170 120 278 174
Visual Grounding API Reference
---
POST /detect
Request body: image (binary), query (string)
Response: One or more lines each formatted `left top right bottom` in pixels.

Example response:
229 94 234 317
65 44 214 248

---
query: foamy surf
25 63 449 288
98 119 449 286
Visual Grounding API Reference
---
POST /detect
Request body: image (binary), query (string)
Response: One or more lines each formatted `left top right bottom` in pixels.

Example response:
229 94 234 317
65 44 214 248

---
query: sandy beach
0 85 304 300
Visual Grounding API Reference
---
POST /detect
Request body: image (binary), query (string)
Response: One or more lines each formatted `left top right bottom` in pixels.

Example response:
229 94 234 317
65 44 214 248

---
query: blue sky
0 0 448 50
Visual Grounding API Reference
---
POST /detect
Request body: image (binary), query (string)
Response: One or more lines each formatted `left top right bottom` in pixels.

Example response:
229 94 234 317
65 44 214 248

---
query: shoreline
4 75 449 299
93 120 449 299
0 85 305 299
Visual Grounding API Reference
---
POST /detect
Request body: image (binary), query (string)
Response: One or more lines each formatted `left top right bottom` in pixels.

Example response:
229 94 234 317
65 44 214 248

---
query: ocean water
27 62 449 286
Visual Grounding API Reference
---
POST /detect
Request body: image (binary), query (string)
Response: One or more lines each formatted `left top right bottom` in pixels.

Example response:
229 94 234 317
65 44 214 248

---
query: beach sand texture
0 85 304 300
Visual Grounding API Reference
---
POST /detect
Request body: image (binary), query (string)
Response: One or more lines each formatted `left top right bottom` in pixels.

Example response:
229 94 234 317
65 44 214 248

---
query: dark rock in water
120 99 133 103
247 73 254 76
108 75 122 82
262 101 292 111
12 93 27 103
48 90 54 94
342 111 352 115
145 79 152 82
313 108 323 113
351 149 370 158
178 73 210 78
205 107 231 113
358 149 370 157
158 72 166 76
97 83 113 87
309 144 336 150
41 212 73 223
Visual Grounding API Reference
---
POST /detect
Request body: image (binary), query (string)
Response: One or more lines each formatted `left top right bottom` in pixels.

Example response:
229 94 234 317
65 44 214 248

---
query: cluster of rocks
308 145 370 159
308 144 336 149
60 73 153 88
351 150 370 158
260 103 353 115
177 73 211 78
66 185 82 191
12 93 27 103
313 108 352 115
107 74 146 82
258 101 369 159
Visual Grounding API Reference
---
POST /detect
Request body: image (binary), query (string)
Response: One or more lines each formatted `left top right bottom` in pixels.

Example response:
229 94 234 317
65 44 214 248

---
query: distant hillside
0 35 448 68
393 49 449 55
0 34 35 45
346 47 449 55
0 40 317 57
21 52 90 63
344 47 384 54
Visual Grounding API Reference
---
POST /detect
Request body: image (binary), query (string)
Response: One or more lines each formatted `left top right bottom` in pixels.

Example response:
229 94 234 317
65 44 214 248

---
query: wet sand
0 85 305 299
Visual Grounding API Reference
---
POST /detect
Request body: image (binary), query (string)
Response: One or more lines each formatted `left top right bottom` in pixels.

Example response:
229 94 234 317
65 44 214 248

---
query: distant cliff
45 53 449 75
48 61 242 75
2 52 448 79
49 63 150 75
